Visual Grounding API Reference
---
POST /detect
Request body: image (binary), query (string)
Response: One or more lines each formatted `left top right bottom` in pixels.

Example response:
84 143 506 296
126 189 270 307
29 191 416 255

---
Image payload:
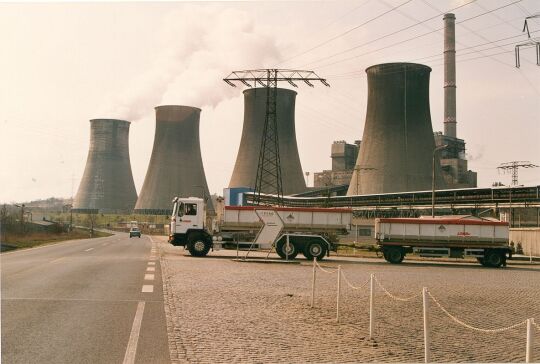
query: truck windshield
177 203 184 217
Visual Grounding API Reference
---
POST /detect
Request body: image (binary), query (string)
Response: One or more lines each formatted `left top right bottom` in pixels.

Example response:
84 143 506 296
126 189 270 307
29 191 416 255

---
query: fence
309 258 538 363
510 228 540 256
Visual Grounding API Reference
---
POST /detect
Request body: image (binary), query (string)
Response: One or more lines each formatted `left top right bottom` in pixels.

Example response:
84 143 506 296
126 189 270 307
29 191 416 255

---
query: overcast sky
1 0 539 204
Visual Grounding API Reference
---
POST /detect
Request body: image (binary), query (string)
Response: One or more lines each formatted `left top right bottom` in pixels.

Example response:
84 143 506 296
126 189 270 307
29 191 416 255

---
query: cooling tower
229 87 306 195
134 105 213 214
73 119 137 213
347 63 446 195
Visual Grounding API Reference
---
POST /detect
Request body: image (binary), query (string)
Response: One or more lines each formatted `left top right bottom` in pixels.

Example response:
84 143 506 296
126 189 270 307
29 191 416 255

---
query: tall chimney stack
443 13 457 138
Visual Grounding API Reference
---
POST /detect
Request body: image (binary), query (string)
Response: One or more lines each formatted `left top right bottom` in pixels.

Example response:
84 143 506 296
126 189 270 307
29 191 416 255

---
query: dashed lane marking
146 267 155 272
84 248 94 252
141 285 154 293
122 301 145 364
49 257 66 263
148 262 156 266
144 274 155 280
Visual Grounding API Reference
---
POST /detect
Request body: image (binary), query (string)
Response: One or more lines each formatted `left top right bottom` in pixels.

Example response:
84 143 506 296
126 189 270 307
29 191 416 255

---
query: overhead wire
275 0 414 67
300 0 477 69
309 0 525 71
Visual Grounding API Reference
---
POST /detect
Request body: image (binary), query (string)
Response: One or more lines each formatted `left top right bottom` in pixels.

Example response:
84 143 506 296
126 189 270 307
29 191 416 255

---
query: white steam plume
100 5 282 121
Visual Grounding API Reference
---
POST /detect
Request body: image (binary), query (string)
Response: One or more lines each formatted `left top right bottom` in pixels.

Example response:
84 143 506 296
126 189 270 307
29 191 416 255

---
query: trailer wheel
303 241 328 261
187 233 211 257
484 250 504 268
384 247 405 264
276 239 299 260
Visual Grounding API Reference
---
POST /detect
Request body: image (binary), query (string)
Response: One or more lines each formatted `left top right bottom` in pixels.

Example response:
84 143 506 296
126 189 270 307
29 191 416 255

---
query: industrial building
314 140 361 188
135 105 214 214
228 88 306 195
73 119 137 213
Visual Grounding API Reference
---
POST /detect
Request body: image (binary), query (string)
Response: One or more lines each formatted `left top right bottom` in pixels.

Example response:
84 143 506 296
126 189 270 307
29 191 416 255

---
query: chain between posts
427 291 528 333
314 259 338 274
340 270 370 290
374 275 421 302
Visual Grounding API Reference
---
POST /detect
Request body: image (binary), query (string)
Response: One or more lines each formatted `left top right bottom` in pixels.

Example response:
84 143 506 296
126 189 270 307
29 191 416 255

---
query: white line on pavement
146 267 155 272
122 301 145 364
148 262 155 266
141 285 154 293
144 274 155 280
148 235 155 243
84 248 94 252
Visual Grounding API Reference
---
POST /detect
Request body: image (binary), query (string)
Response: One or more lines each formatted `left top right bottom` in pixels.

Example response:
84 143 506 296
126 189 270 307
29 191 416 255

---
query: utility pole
432 145 448 217
515 14 540 68
14 204 25 232
497 161 539 186
224 69 329 205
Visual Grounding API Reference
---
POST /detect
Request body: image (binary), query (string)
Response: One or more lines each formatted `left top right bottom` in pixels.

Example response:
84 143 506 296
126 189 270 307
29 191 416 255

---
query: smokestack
229 88 306 195
73 119 137 213
134 105 213 214
347 63 446 195
444 13 457 138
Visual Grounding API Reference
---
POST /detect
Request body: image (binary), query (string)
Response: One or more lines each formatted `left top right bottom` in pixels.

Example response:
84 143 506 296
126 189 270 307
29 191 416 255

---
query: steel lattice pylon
224 69 329 205
497 161 539 186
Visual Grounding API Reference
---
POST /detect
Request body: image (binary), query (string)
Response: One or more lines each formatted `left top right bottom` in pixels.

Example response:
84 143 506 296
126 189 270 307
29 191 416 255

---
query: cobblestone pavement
155 238 540 363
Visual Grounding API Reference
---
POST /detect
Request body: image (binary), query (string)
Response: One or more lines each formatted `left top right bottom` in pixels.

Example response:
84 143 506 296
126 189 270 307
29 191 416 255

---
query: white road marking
122 301 145 364
141 285 153 293
148 235 155 243
144 274 155 280
148 262 155 266
102 243 109 246
49 257 66 263
146 267 155 272
84 248 94 252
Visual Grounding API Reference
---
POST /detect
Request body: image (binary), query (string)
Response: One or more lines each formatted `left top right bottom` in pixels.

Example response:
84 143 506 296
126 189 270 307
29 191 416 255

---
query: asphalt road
1 232 169 364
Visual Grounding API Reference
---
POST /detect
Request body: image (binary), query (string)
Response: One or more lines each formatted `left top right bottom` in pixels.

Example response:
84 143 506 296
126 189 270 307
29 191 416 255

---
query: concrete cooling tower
229 87 306 195
73 119 138 213
134 105 213 214
348 63 446 195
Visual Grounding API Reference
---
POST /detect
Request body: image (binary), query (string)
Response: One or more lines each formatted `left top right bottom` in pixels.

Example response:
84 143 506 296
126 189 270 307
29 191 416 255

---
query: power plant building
73 119 138 213
314 140 361 188
134 105 213 214
228 88 306 195
347 62 446 195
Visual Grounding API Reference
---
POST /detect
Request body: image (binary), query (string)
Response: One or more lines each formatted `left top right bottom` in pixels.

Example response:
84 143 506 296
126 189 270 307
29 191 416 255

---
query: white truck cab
171 197 206 233
169 197 213 256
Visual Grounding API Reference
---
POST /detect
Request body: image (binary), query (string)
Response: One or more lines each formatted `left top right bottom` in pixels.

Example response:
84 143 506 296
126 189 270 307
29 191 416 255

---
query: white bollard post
336 265 341 323
526 318 534 363
369 273 374 339
423 287 431 363
311 257 316 308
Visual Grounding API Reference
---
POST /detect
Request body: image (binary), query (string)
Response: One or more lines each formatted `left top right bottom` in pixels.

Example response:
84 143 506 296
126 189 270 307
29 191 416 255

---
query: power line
275 0 414 67
301 0 477 69
311 0 525 71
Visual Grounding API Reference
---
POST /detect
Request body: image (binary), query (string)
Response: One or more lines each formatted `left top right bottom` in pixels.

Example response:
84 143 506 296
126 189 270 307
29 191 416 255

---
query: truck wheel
384 247 405 264
276 240 298 260
187 233 211 257
303 241 327 261
476 257 488 266
484 250 504 268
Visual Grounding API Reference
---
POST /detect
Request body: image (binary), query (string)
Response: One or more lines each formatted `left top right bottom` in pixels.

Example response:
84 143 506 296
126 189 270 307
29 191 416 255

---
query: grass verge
1 228 112 252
